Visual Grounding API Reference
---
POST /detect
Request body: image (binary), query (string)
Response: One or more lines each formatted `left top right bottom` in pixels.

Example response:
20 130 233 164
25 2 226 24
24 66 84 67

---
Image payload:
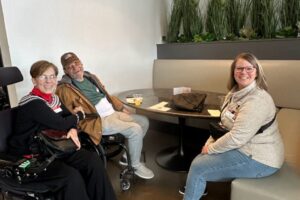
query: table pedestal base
155 146 191 172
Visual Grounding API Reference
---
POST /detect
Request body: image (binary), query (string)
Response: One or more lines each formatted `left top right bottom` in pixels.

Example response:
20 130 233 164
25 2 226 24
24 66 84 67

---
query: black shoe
179 186 208 196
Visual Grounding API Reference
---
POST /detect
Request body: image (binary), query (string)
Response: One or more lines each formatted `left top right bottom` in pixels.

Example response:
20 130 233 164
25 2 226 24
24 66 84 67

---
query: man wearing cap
56 52 154 179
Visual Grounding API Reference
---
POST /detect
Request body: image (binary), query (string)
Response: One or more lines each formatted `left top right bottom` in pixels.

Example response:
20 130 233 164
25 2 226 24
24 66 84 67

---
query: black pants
35 149 117 200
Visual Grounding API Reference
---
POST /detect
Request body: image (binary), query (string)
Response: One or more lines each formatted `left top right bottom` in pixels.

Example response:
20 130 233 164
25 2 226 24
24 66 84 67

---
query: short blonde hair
30 60 58 78
227 52 268 91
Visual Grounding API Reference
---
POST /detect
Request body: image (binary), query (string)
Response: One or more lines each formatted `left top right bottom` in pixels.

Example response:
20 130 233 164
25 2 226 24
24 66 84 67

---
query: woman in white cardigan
183 53 284 200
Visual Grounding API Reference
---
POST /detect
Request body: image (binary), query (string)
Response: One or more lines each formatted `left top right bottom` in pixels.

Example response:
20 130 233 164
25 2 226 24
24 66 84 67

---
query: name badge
224 110 235 122
53 106 62 113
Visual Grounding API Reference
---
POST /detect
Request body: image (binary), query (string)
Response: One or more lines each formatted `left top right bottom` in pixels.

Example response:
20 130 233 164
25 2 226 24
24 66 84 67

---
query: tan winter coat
56 71 123 144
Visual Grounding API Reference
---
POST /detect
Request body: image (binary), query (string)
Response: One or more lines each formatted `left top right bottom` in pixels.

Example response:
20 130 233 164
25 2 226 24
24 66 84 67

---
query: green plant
182 0 202 41
225 0 250 38
206 0 227 40
166 0 202 42
239 27 256 39
280 0 300 28
192 34 203 42
165 0 299 43
276 26 297 38
277 0 300 37
250 0 279 38
166 0 183 42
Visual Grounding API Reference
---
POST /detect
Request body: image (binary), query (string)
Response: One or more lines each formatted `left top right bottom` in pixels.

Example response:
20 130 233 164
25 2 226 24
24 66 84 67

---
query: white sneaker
134 164 154 179
119 153 145 167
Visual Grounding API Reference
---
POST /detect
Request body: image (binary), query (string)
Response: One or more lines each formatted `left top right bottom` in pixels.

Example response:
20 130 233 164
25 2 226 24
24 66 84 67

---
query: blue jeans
184 150 278 200
102 112 149 167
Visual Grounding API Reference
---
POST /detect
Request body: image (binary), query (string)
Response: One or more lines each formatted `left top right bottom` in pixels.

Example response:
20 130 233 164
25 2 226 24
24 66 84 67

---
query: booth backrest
153 59 300 110
277 109 300 173
153 59 231 94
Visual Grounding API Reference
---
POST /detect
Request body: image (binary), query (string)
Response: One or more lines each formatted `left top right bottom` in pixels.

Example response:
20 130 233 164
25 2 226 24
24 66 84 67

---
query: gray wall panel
157 39 300 60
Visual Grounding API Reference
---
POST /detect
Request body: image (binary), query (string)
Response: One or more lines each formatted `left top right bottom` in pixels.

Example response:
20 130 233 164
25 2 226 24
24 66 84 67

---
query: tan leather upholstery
231 109 300 200
277 109 300 173
231 164 300 200
153 59 231 94
261 61 300 109
153 59 300 109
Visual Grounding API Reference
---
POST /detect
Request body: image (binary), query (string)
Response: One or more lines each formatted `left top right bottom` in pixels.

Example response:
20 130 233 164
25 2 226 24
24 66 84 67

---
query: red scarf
31 87 53 103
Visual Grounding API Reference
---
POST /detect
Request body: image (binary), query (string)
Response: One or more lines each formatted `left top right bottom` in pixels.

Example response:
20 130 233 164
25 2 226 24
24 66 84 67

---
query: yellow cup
134 98 142 106
133 94 143 106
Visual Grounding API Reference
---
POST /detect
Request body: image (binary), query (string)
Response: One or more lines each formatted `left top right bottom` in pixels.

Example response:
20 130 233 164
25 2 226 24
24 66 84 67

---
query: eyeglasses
235 66 256 73
37 75 57 81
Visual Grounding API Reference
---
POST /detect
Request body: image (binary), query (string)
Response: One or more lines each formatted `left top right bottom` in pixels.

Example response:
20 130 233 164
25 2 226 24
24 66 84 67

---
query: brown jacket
56 71 124 144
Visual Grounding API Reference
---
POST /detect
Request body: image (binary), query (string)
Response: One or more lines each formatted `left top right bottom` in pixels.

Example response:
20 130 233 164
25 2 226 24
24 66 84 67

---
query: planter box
157 38 300 60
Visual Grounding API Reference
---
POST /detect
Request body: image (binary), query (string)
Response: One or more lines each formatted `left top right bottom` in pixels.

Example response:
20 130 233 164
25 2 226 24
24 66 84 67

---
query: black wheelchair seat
0 67 54 200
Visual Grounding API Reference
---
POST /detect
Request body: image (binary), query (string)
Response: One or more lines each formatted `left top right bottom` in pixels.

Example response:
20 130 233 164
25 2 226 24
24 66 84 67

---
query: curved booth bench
153 59 300 200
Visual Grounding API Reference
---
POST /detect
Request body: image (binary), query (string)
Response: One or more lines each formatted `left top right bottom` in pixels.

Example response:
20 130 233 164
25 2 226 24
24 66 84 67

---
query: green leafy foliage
225 0 250 37
250 0 279 38
166 0 183 42
165 0 299 43
206 0 227 40
280 0 300 28
276 26 298 38
182 0 202 41
166 0 202 42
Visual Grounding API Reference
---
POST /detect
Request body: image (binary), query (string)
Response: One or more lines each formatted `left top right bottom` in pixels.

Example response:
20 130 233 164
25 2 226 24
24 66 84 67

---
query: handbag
171 93 207 112
37 129 77 158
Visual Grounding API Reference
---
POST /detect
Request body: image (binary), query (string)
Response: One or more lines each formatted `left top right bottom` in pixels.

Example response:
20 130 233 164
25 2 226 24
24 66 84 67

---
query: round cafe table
117 88 224 172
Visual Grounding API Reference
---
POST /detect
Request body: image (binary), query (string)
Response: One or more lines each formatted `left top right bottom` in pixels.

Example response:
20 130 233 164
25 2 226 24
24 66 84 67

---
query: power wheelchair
0 66 55 199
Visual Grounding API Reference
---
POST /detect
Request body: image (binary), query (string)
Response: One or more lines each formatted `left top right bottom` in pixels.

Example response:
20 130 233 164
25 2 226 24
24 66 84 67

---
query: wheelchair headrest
0 67 23 87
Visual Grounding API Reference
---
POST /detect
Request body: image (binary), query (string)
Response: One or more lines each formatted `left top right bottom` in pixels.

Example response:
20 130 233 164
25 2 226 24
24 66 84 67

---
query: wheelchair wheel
120 179 131 191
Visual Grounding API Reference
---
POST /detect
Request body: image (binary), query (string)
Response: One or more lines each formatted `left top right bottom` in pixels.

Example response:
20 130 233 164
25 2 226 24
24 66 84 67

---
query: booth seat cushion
230 164 300 200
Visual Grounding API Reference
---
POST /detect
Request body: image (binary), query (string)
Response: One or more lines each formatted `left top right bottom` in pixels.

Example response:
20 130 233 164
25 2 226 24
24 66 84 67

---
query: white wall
1 0 168 101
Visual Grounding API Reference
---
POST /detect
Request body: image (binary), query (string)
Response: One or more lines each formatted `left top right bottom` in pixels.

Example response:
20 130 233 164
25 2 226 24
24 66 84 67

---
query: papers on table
126 98 135 104
126 97 143 105
208 109 221 117
148 101 171 112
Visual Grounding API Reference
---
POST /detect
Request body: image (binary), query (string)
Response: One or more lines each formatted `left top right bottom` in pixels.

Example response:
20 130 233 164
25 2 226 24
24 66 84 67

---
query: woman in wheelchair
8 60 117 200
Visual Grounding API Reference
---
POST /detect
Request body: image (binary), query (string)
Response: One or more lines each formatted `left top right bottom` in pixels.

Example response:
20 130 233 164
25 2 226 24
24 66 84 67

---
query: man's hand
66 128 81 150
73 106 84 115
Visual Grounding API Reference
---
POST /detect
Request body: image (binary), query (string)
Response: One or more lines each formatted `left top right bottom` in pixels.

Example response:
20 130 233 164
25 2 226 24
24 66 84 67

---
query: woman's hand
66 128 81 150
201 145 209 154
